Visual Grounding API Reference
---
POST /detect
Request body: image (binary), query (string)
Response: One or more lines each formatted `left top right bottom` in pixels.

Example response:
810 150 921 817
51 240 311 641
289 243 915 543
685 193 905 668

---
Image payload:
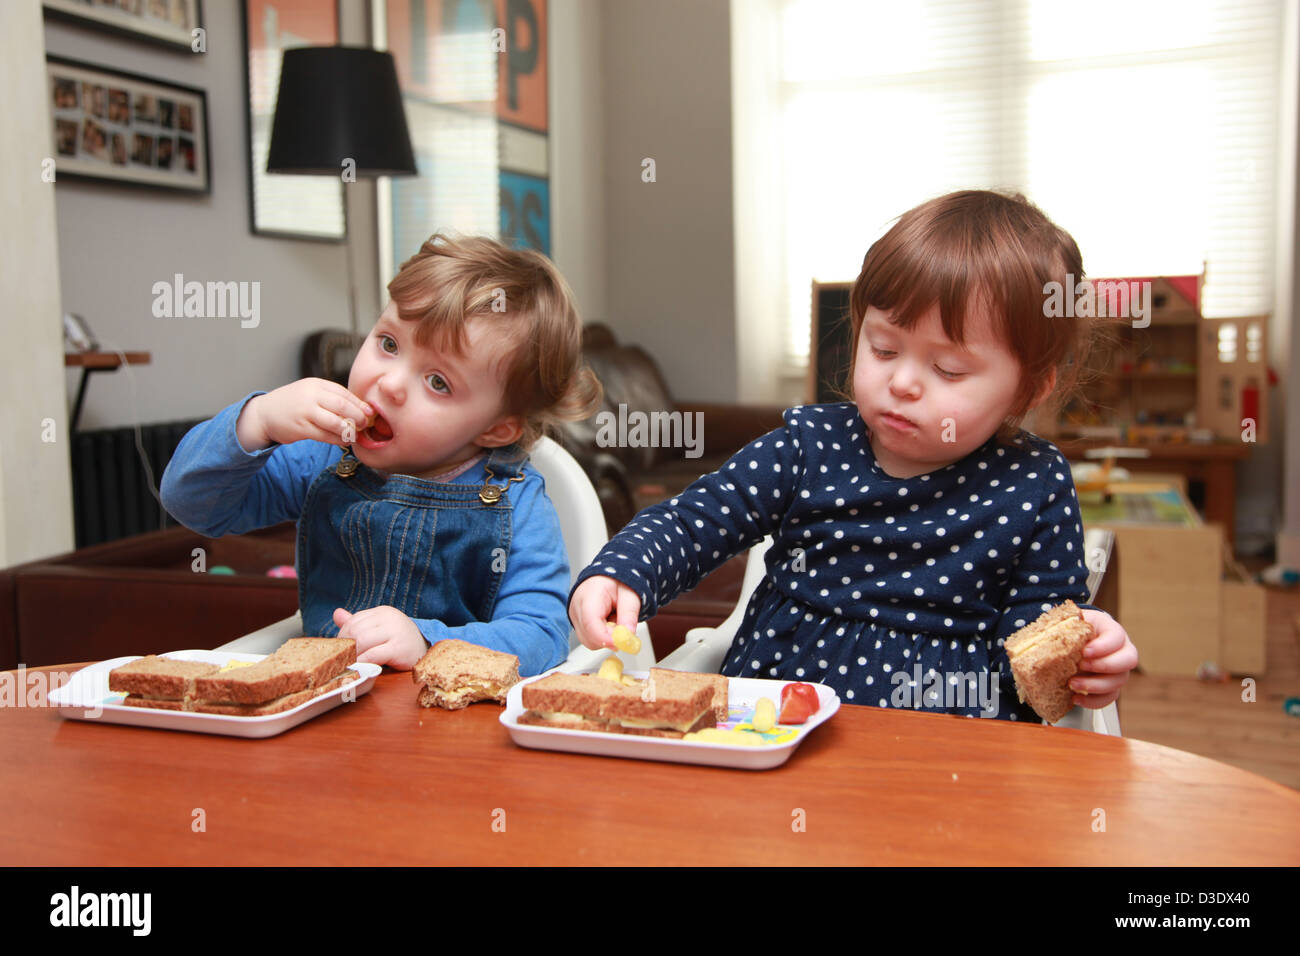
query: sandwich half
109 657 220 711
412 638 520 709
1004 600 1094 723
519 669 717 738
649 667 729 723
111 638 357 714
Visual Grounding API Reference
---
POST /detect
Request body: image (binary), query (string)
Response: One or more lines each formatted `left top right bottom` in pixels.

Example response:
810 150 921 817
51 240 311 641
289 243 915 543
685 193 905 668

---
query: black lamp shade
267 46 417 177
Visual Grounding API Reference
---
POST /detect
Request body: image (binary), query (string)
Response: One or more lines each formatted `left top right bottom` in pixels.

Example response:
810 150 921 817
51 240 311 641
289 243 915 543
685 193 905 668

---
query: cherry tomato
779 682 820 724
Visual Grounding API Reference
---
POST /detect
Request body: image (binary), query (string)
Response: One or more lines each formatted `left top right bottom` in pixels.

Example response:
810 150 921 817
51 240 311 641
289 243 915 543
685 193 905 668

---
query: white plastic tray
48 649 380 739
501 672 840 770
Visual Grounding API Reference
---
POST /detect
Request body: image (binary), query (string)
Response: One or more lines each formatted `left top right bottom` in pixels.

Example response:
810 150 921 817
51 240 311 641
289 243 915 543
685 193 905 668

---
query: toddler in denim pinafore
162 235 601 674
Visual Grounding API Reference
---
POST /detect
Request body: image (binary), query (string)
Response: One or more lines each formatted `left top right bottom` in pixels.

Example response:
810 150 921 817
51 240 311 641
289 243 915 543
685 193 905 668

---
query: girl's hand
1072 609 1139 709
334 606 428 670
569 575 641 650
237 378 374 451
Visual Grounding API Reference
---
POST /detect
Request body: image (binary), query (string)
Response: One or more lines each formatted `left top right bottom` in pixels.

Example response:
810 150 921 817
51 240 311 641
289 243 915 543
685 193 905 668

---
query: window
733 0 1290 391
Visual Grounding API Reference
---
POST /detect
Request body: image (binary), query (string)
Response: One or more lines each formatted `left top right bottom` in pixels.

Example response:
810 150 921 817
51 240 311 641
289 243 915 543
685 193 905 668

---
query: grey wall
599 0 736 402
44 1 383 431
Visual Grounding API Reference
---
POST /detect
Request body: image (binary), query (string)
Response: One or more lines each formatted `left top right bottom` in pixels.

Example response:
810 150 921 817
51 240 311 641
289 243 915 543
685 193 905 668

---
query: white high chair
659 528 1123 735
216 436 657 674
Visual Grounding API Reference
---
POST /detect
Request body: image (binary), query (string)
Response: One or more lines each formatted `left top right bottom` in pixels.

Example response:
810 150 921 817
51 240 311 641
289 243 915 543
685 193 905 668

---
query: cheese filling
434 681 503 702
1007 622 1078 659
530 708 711 733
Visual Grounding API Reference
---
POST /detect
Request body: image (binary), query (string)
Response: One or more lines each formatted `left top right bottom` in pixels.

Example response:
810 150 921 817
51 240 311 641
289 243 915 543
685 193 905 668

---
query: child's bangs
386 259 489 357
857 236 1005 347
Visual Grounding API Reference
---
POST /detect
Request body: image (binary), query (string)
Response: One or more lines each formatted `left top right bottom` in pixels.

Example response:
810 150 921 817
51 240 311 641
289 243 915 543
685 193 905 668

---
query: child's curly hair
848 189 1108 443
387 234 602 450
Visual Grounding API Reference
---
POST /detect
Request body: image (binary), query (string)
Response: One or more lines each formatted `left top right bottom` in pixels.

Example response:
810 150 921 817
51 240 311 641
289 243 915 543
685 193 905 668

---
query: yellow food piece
218 659 257 673
620 674 640 687
597 656 624 683
684 728 767 746
609 624 641 655
753 697 777 733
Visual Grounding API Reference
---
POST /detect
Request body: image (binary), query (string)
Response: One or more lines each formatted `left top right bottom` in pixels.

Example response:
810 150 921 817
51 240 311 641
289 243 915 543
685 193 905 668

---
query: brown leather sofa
0 524 299 670
555 323 785 533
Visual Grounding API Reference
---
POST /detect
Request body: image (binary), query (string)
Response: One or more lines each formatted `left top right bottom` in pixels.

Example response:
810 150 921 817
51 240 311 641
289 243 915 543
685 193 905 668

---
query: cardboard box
1099 523 1267 677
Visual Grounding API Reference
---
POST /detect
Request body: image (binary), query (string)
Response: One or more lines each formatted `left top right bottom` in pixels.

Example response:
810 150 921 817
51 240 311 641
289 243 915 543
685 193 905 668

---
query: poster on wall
46 56 210 194
375 0 550 285
242 0 345 240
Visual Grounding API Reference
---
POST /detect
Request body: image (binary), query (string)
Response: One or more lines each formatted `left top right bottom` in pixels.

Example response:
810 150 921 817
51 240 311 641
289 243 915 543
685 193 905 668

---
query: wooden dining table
3 662 1299 866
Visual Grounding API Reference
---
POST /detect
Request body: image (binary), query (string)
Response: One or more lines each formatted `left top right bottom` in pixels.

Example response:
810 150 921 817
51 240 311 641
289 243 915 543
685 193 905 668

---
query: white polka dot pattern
570 403 1091 722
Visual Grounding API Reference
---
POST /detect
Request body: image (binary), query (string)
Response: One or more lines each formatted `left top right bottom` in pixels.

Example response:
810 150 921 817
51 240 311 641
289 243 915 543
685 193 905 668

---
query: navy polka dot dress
572 403 1093 722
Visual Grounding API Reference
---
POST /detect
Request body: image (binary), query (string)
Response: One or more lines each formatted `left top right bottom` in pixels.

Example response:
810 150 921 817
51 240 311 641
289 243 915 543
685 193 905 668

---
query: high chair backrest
526 437 657 671
525 436 609 591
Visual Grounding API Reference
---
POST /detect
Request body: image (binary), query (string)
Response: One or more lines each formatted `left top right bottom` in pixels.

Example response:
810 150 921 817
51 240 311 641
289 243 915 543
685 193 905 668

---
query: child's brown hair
387 234 601 450
848 189 1101 443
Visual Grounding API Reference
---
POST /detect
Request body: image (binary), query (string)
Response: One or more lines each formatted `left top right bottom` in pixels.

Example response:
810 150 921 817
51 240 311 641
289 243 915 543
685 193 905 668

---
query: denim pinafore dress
295 447 525 638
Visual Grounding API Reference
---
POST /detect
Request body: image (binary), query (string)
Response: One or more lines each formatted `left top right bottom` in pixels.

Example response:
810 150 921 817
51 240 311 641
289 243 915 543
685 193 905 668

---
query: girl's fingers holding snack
307 407 362 446
315 380 373 427
569 578 616 649
1069 669 1129 698
1078 609 1124 658
614 583 642 634
1079 641 1139 676
1072 686 1122 709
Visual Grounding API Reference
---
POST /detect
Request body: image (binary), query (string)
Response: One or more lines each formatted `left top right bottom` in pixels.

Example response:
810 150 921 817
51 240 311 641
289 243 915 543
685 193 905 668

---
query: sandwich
649 667 729 723
109 638 358 715
518 668 718 737
108 657 220 712
412 639 520 709
1004 600 1095 723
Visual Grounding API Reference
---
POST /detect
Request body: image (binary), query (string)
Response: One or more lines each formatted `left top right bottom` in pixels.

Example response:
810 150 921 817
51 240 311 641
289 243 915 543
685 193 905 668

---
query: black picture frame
43 0 205 53
47 55 211 195
240 0 346 241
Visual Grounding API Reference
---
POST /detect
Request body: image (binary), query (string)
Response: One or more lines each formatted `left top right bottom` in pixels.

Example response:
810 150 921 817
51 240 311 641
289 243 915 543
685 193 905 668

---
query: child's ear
476 415 524 448
1027 367 1058 410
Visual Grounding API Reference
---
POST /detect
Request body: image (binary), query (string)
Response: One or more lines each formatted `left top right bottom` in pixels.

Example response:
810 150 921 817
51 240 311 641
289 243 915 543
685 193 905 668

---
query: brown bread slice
192 637 356 705
109 657 220 700
120 695 188 712
650 667 729 722
1005 600 1095 723
192 670 356 716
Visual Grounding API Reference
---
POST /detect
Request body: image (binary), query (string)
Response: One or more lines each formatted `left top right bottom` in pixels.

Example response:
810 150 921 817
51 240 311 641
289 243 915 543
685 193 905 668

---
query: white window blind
735 0 1289 369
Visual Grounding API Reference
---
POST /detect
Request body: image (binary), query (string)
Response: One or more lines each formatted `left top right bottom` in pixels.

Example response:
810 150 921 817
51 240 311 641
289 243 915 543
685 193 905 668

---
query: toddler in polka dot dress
570 190 1138 722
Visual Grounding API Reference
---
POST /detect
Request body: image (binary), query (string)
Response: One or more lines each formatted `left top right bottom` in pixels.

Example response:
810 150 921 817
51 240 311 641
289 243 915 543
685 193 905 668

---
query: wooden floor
1116 582 1300 792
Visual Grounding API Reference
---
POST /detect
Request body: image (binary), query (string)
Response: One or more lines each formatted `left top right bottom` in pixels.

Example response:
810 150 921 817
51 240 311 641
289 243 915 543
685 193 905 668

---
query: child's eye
934 365 966 380
870 346 895 359
378 334 397 354
427 373 451 394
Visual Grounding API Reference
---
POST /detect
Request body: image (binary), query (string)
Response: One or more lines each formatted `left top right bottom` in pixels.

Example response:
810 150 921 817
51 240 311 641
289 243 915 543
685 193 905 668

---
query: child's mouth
358 413 395 447
881 411 918 433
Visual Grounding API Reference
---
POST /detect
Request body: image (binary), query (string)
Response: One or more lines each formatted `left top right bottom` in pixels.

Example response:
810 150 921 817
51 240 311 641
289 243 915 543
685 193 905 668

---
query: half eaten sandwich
109 637 357 716
412 638 520 709
1004 600 1094 723
519 668 719 737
